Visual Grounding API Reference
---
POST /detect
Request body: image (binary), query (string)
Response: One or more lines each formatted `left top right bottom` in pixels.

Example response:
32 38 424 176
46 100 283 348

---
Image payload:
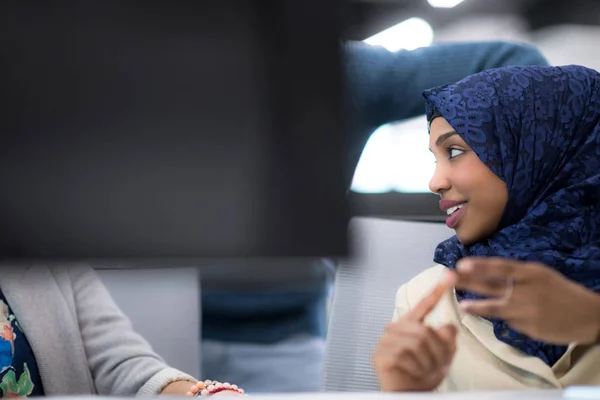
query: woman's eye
449 148 464 159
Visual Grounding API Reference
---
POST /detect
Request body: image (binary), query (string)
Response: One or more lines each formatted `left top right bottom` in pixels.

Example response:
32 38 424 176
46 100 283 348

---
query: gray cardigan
0 265 197 396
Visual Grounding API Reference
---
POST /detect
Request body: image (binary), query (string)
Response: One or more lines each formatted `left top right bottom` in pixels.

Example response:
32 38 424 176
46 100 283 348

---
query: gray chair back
323 217 452 391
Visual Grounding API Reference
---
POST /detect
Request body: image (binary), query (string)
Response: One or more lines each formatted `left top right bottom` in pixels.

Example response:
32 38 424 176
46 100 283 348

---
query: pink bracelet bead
192 380 245 397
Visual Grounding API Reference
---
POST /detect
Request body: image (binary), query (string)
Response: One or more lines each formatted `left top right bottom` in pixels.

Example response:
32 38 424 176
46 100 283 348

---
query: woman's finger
380 323 426 375
457 257 523 281
435 324 458 366
421 326 454 369
378 333 427 376
454 273 509 298
393 350 429 379
435 323 458 347
387 323 437 372
405 272 456 322
459 298 513 320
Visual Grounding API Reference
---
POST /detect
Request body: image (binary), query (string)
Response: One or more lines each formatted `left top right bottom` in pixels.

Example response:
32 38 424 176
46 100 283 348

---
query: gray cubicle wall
95 266 201 378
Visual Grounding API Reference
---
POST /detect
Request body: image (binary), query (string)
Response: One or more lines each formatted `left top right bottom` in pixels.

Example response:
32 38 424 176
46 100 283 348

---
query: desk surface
244 391 563 399
42 390 566 399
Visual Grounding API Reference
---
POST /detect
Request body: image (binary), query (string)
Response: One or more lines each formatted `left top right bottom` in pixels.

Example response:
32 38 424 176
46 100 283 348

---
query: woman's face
428 117 508 245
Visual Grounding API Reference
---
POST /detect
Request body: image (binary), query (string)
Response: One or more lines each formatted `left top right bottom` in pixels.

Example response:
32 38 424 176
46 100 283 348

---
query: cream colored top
392 265 600 392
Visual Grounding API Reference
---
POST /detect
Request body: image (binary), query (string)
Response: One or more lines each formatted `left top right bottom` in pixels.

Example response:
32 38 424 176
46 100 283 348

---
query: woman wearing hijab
373 64 600 392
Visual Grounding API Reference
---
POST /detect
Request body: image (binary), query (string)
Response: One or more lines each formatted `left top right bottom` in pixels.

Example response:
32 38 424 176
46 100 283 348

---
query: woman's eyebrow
435 130 458 147
428 130 458 153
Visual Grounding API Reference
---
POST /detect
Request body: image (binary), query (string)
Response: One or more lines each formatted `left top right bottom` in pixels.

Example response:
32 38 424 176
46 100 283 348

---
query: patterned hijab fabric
422 65 600 366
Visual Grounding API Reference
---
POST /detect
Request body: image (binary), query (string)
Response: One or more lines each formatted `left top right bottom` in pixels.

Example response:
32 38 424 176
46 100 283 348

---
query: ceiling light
363 17 434 52
427 0 464 8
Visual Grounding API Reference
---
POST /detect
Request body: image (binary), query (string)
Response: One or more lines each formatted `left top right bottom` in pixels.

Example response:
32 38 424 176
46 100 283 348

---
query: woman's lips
439 199 467 212
439 199 467 229
445 205 465 228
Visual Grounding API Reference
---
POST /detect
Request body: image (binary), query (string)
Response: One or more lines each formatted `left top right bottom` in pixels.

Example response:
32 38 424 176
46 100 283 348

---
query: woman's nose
429 164 451 195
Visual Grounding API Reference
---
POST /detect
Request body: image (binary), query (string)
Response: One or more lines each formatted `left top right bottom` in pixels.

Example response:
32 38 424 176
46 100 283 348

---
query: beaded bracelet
187 380 245 397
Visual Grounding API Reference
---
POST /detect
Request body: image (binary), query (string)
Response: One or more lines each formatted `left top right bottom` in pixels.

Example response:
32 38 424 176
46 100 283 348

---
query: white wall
433 14 530 44
435 16 600 71
532 24 600 71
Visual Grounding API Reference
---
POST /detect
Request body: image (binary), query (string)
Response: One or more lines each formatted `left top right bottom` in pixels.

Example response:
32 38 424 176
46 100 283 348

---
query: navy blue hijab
422 65 600 366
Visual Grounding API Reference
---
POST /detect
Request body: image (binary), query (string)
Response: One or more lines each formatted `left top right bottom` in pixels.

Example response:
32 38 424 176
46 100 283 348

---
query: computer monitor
0 1 349 259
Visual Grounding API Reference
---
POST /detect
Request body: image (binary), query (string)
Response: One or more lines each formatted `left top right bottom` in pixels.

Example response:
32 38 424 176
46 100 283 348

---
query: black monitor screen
0 1 349 259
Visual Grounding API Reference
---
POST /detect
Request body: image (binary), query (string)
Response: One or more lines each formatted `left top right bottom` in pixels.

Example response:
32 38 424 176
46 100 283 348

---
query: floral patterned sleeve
0 291 44 398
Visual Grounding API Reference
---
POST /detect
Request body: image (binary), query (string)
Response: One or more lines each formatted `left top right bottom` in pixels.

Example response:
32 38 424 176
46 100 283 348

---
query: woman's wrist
186 380 245 397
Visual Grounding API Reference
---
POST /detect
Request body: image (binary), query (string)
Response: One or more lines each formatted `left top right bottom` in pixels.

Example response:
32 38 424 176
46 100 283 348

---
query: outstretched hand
454 257 600 345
